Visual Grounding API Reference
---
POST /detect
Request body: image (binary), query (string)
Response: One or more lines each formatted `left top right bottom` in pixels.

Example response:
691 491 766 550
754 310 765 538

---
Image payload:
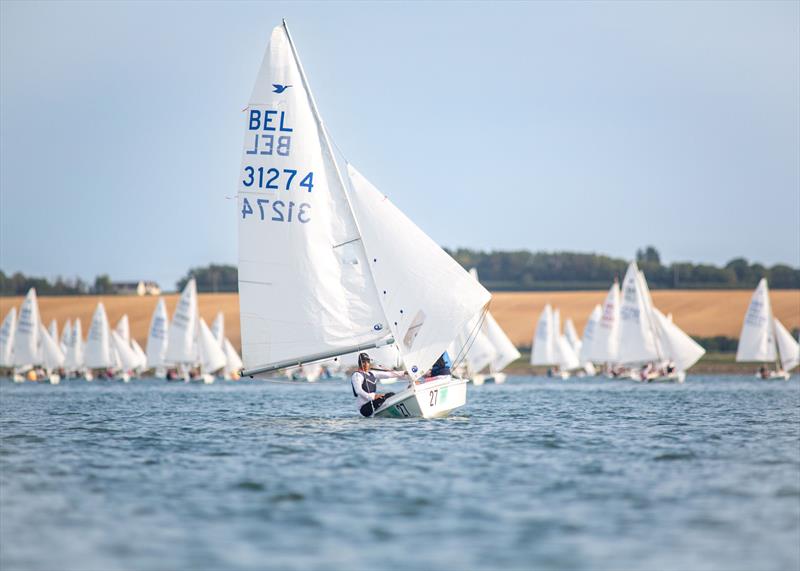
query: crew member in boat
351 353 403 417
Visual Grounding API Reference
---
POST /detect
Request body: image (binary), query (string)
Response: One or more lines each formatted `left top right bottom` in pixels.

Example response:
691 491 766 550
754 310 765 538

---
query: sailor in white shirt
351 352 404 417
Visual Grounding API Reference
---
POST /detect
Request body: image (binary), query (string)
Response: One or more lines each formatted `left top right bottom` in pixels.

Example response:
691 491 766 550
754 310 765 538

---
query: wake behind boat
235 21 490 418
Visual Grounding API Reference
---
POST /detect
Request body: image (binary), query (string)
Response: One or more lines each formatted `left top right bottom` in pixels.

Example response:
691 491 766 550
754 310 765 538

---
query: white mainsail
65 318 84 370
530 304 555 365
564 318 581 355
13 288 40 367
198 318 226 374
774 318 799 372
48 319 58 344
223 338 244 376
211 312 225 347
735 279 777 362
146 298 169 369
60 318 72 353
0 307 16 367
115 315 130 343
651 308 705 371
85 303 113 369
38 323 65 370
579 305 602 363
617 262 660 364
111 330 139 371
165 279 198 365
237 24 489 379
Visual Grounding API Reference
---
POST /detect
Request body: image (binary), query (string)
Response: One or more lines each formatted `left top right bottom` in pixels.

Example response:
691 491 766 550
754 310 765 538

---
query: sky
1 1 798 290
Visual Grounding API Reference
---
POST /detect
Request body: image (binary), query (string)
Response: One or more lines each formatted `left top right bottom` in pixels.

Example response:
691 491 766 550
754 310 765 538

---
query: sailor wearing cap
351 352 404 417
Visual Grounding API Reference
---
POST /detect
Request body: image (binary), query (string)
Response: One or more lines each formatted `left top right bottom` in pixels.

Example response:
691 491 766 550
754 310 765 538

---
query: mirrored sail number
241 197 310 224
242 167 314 192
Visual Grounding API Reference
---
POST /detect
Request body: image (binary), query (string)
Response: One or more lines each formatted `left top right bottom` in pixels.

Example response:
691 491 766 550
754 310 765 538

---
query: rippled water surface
1 376 798 571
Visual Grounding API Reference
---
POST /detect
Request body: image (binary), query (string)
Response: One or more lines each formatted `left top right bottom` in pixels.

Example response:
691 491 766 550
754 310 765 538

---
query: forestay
146 298 169 369
85 303 113 369
0 308 16 367
165 279 198 365
735 279 776 362
13 289 40 367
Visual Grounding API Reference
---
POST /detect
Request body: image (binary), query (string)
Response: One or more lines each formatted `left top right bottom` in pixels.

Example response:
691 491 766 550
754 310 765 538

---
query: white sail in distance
579 305 602 363
617 262 659 364
165 279 198 365
13 288 40 367
115 315 130 343
60 318 72 353
588 283 620 363
531 304 555 365
774 318 799 372
146 298 169 368
111 330 139 371
651 308 705 371
85 303 113 369
483 312 520 372
237 24 489 379
48 319 58 344
223 338 244 376
211 312 225 347
735 279 777 362
198 318 226 374
131 339 147 370
0 307 16 367
38 323 65 370
65 319 84 370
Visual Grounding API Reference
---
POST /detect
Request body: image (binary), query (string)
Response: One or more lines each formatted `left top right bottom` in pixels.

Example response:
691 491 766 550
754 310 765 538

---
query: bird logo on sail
272 84 292 93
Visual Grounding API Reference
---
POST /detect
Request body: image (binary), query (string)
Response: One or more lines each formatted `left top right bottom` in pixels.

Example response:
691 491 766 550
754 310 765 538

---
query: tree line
2 246 798 296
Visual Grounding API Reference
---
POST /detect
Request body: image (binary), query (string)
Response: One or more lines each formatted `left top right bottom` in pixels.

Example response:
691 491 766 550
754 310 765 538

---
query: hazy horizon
2 1 798 288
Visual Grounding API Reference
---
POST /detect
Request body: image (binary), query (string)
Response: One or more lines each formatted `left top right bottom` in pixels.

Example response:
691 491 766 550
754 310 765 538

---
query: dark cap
358 352 371 364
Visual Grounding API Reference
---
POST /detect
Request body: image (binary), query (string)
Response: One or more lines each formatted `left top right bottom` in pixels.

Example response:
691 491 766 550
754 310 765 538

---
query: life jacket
351 370 377 397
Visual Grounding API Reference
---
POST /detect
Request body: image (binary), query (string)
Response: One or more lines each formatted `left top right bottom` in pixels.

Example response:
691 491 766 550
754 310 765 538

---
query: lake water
1 376 798 571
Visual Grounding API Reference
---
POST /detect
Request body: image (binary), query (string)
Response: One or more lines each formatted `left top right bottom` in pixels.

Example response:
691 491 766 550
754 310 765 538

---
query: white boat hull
471 372 507 386
373 376 467 419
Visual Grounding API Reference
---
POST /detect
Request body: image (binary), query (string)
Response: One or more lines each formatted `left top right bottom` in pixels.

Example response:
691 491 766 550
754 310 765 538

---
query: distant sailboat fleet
0 279 243 384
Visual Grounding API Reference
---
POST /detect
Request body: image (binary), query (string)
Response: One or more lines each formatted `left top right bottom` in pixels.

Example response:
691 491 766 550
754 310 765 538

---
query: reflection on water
1 376 798 571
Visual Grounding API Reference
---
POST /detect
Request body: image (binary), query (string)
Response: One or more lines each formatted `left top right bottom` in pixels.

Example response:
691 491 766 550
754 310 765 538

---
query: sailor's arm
371 369 405 380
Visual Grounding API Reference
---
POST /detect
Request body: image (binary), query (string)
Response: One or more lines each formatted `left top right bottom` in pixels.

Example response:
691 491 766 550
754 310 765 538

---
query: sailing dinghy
0 307 16 374
236 22 490 418
736 278 798 380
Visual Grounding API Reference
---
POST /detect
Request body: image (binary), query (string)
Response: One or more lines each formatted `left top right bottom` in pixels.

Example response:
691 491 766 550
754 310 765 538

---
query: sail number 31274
242 167 314 192
241 198 310 224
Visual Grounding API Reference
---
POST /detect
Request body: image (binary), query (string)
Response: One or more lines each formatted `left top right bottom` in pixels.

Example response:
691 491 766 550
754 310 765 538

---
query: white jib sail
483 312 520 372
38 323 64 370
65 318 84 370
211 312 225 347
131 339 147 370
60 318 72 353
579 305 601 363
223 338 244 375
85 303 113 369
13 288 40 367
617 262 659 364
0 307 17 367
115 315 130 344
556 334 580 370
345 165 491 378
651 308 705 371
774 318 799 372
531 304 555 365
111 330 139 371
463 321 497 374
48 319 58 344
564 318 582 355
735 278 777 362
198 318 226 374
165 279 199 365
146 298 169 369
238 25 390 373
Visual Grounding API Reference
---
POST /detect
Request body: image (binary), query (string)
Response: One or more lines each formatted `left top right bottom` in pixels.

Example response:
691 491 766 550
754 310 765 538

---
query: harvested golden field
1 290 798 351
